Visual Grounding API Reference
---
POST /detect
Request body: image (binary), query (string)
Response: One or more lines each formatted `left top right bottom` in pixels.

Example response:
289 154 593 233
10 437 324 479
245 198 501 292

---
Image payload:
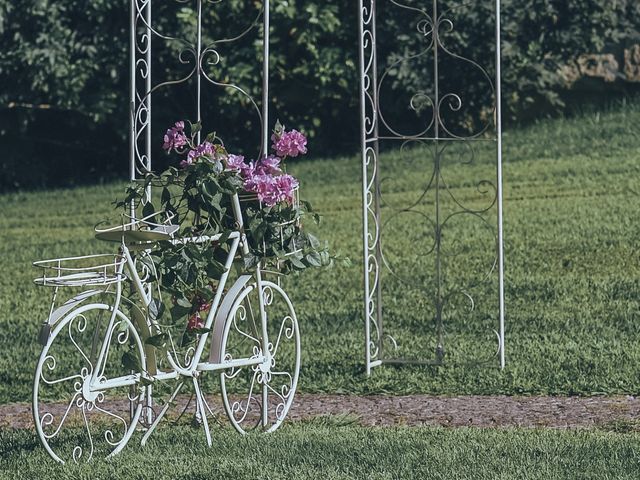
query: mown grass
1 100 640 402
1 423 640 479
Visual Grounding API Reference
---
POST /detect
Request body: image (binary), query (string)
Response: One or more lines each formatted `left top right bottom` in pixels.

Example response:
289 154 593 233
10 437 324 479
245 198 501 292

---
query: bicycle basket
238 186 302 258
33 254 126 287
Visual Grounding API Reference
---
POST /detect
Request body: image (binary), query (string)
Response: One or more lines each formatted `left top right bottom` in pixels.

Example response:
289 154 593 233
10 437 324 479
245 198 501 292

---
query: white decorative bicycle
32 193 300 464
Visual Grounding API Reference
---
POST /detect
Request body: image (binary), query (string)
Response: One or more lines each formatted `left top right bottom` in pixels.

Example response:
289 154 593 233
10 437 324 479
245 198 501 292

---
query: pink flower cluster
163 121 220 169
187 313 205 332
163 121 307 207
163 121 188 152
226 154 299 207
181 141 215 168
187 298 211 332
250 173 299 207
271 129 307 158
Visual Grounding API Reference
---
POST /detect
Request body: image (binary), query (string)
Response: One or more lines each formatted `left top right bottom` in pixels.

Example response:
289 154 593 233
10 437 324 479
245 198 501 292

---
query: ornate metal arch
358 0 505 373
128 0 271 416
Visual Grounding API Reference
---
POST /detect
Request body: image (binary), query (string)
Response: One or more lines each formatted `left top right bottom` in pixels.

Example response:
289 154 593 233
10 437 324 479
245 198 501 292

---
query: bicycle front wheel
219 281 300 434
33 303 146 464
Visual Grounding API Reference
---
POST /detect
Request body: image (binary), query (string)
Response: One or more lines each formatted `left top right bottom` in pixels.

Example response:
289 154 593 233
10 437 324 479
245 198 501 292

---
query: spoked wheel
219 281 300 434
33 304 146 464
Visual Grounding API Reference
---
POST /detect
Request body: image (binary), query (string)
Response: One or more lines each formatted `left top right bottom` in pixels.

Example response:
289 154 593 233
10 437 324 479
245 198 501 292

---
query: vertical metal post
144 0 152 203
129 0 136 219
144 0 153 424
129 0 154 425
128 0 137 423
359 0 383 375
358 0 370 375
432 0 445 362
262 0 270 156
496 0 506 369
196 0 203 143
260 0 270 426
370 1 383 366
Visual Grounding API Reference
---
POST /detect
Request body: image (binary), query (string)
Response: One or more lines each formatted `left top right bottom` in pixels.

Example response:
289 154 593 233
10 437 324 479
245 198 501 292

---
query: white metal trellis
129 0 271 193
358 0 505 374
128 0 272 420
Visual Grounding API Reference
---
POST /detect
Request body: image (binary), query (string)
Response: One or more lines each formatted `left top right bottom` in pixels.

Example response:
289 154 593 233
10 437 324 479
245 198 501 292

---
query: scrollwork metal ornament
359 0 505 373
129 0 269 202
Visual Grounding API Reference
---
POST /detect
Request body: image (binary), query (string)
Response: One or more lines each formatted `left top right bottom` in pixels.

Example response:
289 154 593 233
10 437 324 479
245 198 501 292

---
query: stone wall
561 44 640 85
624 45 640 82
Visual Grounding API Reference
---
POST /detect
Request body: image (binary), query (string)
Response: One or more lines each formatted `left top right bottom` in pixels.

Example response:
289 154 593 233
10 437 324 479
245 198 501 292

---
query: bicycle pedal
191 413 203 428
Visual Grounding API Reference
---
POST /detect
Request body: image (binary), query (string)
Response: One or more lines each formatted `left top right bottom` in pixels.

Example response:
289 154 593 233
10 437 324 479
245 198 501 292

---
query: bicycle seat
95 212 179 243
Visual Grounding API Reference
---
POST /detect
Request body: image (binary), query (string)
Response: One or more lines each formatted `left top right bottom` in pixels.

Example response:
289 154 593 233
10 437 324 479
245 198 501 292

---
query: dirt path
4 395 640 430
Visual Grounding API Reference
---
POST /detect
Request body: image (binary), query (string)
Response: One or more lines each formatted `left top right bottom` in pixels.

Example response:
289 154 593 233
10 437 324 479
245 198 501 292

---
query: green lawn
1 422 639 479
1 101 640 402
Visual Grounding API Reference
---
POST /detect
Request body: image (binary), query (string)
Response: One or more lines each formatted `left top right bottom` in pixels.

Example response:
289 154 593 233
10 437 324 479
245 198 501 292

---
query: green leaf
218 230 232 245
273 119 284 137
289 255 306 269
176 296 192 309
117 317 129 333
161 187 171 206
209 192 222 210
249 216 268 244
301 200 314 212
122 350 143 372
307 232 321 249
142 201 156 220
306 251 322 267
145 333 169 349
139 376 155 387
149 298 166 321
190 121 202 136
190 327 213 335
243 252 260 270
205 258 226 279
171 303 191 322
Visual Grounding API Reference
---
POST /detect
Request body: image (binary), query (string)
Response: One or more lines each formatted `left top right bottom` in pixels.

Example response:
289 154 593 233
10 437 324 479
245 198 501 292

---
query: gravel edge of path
3 395 640 430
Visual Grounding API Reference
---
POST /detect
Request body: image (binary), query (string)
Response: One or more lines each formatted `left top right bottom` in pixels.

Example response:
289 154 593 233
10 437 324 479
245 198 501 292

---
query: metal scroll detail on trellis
128 0 270 421
358 0 505 374
130 0 269 201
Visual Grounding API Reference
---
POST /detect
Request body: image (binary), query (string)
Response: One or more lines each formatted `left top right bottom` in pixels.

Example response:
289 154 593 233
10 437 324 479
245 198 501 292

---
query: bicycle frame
33 190 301 461
88 193 271 421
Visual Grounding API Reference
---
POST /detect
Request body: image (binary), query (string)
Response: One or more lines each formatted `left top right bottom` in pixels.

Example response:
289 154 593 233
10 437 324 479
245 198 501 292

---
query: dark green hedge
0 1 638 190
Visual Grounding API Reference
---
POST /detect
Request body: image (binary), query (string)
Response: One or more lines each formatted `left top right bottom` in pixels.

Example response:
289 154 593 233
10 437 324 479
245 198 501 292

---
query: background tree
0 0 638 190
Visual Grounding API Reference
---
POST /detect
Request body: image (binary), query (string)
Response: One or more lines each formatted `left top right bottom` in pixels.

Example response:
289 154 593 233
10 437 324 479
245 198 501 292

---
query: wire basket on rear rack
33 254 126 288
